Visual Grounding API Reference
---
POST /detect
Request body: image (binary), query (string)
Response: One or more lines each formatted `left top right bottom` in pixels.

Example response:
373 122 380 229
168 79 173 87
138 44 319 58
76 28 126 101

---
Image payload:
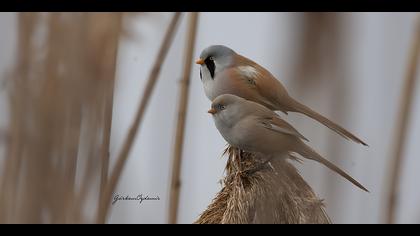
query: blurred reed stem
96 12 181 223
386 14 420 224
0 12 37 223
0 12 123 223
168 12 199 224
99 14 123 203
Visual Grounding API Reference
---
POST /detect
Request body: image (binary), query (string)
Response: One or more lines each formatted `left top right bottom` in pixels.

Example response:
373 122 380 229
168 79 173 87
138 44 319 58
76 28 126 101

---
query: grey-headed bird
208 94 368 192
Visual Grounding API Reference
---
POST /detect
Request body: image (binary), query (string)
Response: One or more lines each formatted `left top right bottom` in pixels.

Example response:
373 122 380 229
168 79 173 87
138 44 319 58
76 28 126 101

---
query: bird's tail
288 98 368 146
297 143 369 192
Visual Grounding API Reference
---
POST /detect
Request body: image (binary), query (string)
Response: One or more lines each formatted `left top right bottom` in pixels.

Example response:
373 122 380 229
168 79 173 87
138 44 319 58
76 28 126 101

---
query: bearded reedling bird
207 94 368 192
196 45 367 146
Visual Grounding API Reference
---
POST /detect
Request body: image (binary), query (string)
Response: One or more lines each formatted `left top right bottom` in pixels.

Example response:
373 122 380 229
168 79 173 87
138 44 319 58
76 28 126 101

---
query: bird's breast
213 116 240 145
203 79 218 101
202 71 236 101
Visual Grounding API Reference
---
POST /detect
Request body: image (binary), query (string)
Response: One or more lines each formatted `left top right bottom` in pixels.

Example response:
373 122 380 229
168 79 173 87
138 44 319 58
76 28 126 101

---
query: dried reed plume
0 12 122 223
195 147 330 224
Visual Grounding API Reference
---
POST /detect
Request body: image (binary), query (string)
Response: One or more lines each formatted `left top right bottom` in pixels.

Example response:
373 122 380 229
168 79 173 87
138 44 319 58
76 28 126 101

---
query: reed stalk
385 15 420 224
96 12 182 223
0 12 123 223
168 12 200 224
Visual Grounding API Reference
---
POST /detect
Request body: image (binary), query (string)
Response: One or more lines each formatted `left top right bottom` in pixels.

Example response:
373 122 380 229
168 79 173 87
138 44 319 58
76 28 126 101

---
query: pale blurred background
0 12 419 224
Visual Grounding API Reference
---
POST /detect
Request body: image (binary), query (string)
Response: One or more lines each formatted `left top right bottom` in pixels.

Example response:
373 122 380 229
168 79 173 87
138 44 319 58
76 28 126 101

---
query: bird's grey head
208 94 247 125
196 45 236 80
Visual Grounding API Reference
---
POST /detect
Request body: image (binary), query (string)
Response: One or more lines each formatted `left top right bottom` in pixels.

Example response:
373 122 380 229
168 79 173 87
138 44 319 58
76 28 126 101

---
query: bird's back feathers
233 53 368 146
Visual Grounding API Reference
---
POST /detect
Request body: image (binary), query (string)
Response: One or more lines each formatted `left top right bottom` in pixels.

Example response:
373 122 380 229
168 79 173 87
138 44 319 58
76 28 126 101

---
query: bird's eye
209 56 214 61
218 104 226 110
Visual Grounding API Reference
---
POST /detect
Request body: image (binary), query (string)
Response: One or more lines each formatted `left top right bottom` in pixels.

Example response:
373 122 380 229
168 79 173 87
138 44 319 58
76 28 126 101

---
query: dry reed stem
96 12 182 223
0 12 37 223
168 12 200 224
97 13 123 202
195 146 330 224
386 15 420 224
0 12 123 223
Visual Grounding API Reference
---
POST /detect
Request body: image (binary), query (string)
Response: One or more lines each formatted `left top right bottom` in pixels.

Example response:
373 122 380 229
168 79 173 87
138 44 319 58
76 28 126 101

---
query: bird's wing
227 67 283 114
258 116 309 142
232 56 368 146
233 55 290 111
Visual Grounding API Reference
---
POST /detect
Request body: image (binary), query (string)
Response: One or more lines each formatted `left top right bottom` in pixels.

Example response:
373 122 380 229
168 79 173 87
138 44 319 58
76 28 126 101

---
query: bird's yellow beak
208 108 217 115
195 58 205 65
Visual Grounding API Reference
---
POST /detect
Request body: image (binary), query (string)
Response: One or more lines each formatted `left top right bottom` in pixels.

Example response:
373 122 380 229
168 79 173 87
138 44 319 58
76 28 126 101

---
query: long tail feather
289 99 368 146
298 144 369 192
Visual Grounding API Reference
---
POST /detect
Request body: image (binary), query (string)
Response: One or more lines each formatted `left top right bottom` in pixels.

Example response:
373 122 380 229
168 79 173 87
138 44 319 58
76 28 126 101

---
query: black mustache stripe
204 57 215 79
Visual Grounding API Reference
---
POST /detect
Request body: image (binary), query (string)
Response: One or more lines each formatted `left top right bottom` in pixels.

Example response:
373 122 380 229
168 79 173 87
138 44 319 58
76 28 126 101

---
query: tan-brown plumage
195 147 331 224
197 45 368 146
233 54 367 146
